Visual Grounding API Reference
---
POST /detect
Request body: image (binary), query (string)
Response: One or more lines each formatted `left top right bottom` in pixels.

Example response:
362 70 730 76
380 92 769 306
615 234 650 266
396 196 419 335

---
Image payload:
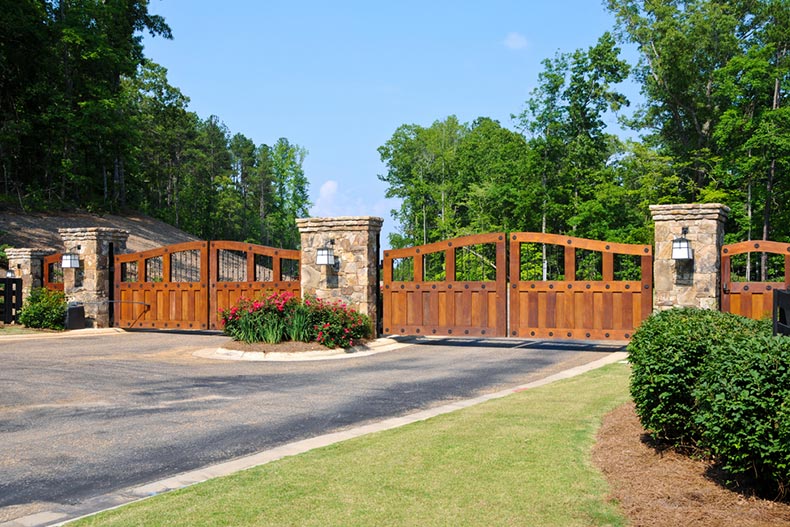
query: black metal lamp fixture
671 227 693 260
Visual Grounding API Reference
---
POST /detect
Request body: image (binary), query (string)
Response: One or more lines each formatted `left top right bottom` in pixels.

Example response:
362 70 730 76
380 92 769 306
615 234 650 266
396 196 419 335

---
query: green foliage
260 312 286 345
1 6 309 247
695 336 790 497
18 288 67 330
627 307 769 446
607 0 790 244
287 304 312 342
218 292 371 349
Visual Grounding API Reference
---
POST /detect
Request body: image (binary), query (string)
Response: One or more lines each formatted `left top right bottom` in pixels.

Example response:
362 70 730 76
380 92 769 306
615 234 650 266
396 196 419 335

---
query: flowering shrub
304 295 371 349
219 291 298 343
218 292 371 348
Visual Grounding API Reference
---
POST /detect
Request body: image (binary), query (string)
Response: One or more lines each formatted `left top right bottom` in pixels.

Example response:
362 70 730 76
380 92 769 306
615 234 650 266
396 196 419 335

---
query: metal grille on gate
113 241 300 330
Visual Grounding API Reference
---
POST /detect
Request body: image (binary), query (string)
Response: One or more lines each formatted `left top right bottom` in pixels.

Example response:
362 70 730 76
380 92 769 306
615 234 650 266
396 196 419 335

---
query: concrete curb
0 350 629 527
193 338 410 362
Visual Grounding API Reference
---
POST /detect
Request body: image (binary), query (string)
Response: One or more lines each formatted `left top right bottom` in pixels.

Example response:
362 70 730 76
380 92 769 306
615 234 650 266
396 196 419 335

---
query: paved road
0 331 623 523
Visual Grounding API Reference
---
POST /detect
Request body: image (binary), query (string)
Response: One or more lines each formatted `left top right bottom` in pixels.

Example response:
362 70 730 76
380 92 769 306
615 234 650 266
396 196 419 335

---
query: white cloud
503 32 529 50
311 180 339 217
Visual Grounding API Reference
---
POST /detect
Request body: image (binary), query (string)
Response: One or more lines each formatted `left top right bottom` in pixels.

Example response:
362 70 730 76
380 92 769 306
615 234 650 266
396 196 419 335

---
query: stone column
5 248 56 301
58 227 129 328
650 203 729 311
296 216 384 333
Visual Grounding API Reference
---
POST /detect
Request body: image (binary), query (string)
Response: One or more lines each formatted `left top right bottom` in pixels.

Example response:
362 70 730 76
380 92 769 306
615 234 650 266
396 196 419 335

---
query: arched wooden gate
113 241 300 330
382 232 653 340
721 241 790 320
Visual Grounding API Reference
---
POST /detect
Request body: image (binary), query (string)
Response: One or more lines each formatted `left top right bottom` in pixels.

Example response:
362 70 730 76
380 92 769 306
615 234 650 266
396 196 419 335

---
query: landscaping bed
594 402 790 527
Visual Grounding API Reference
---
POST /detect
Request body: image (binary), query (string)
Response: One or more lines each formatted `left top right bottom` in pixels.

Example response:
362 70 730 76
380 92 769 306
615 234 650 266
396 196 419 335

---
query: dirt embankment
0 211 198 255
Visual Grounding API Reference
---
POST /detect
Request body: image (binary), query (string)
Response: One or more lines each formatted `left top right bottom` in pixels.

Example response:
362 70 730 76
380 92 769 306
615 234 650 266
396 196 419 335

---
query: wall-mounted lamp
316 239 335 266
671 227 694 260
6 270 15 278
61 252 81 268
317 240 340 271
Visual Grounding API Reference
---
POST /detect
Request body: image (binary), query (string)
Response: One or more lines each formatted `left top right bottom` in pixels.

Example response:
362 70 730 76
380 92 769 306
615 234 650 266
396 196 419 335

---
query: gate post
650 203 729 311
58 228 129 328
295 216 384 334
5 248 56 301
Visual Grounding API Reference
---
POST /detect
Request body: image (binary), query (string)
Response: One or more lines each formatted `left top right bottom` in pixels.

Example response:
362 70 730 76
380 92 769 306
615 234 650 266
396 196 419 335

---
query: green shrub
18 288 67 330
695 336 790 497
627 307 769 446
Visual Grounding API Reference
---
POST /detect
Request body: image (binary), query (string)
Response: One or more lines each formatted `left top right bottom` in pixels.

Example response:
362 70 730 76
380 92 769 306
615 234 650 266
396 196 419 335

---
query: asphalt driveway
0 330 624 524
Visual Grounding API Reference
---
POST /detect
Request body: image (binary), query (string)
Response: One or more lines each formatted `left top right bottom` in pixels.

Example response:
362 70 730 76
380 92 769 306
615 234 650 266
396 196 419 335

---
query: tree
0 0 171 210
514 32 632 239
378 117 467 247
608 0 790 248
456 118 534 234
267 138 310 249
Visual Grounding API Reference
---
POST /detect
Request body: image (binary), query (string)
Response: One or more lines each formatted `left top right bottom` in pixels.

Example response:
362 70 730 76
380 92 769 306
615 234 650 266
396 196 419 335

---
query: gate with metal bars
382 232 653 341
113 241 300 330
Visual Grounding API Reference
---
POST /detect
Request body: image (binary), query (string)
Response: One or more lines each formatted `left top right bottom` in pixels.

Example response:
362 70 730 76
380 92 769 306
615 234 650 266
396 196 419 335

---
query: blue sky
142 1 640 246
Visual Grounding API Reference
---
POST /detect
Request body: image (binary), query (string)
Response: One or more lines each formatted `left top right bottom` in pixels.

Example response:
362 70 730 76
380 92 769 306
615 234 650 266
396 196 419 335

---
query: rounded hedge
627 307 769 446
18 288 67 330
695 336 790 497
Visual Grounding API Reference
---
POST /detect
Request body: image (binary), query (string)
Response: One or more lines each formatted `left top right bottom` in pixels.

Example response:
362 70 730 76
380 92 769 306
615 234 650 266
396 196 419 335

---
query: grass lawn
75 362 631 527
0 324 48 335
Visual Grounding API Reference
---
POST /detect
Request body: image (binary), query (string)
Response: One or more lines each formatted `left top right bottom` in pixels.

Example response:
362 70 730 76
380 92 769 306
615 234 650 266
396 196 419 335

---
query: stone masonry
296 216 383 333
5 248 56 301
58 227 129 328
650 203 730 311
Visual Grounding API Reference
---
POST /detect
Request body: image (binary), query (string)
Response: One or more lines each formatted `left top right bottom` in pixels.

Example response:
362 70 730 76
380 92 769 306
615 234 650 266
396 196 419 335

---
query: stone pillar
58 227 129 328
5 248 56 301
650 203 729 311
296 216 384 332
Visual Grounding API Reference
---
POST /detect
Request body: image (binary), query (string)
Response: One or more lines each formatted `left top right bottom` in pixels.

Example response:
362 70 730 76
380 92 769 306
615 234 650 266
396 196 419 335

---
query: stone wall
650 203 729 311
296 217 383 333
5 248 56 301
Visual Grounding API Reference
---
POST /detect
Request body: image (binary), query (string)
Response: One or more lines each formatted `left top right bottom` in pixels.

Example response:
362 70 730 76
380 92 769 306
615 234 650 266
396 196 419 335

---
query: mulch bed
593 402 790 527
220 340 333 354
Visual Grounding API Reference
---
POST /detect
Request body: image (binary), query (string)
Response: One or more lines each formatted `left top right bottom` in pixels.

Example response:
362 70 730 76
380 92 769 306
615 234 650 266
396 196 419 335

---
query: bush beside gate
628 307 788 498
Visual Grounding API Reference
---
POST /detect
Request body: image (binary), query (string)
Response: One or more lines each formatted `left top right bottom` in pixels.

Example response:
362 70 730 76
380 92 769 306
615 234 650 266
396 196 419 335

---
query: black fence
1 277 23 324
774 289 790 337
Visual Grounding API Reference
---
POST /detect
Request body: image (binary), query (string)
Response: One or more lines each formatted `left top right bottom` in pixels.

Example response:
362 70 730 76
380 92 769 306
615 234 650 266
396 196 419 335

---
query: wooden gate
114 241 300 330
509 233 652 340
43 253 64 291
382 233 507 337
1 277 23 324
382 232 652 340
721 241 790 320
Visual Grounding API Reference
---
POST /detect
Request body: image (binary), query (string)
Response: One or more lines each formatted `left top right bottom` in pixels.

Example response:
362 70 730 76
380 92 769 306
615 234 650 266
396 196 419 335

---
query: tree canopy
379 0 789 251
0 0 310 248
